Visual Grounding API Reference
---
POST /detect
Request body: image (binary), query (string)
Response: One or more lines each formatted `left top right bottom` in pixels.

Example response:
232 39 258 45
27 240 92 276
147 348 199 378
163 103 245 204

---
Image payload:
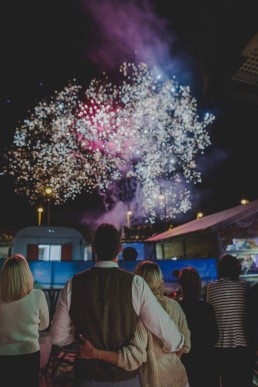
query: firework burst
3 82 96 205
3 63 215 223
76 62 215 222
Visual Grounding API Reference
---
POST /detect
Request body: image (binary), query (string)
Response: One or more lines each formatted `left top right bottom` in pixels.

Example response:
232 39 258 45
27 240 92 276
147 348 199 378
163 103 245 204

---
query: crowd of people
0 222 257 387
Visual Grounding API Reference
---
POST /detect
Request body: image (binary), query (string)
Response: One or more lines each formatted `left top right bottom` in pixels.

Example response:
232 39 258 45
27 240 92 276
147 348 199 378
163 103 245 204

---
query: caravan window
38 245 61 261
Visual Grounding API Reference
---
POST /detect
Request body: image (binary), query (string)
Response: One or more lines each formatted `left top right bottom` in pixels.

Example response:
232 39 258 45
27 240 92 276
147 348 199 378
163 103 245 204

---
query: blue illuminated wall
118 242 145 260
0 257 218 288
16 258 217 288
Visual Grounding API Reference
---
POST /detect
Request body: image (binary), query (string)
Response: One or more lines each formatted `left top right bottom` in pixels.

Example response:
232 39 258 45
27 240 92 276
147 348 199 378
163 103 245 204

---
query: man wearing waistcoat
50 223 184 386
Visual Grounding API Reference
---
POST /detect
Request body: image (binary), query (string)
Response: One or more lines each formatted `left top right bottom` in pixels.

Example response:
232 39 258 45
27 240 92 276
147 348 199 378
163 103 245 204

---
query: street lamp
45 187 53 195
197 211 203 219
159 186 165 201
159 186 167 230
127 208 132 229
45 187 53 226
37 207 44 226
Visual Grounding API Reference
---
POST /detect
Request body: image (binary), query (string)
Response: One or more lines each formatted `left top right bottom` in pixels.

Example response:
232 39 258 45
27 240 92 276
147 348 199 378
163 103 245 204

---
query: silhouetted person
179 267 219 387
122 246 138 261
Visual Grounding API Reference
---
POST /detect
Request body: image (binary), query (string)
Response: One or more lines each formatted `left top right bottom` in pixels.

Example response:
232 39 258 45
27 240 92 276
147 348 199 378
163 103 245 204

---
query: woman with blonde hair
0 254 49 387
79 260 191 387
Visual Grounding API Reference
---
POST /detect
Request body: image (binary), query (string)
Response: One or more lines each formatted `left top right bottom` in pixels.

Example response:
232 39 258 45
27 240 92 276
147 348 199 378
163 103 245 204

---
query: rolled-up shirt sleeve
49 280 75 346
132 275 184 352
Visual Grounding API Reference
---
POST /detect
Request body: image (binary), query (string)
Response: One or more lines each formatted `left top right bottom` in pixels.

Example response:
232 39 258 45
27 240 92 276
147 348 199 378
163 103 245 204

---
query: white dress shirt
49 261 184 352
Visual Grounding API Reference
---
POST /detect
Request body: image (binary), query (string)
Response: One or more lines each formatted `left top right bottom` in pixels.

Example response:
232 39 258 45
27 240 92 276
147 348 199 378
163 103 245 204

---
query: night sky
1 0 258 232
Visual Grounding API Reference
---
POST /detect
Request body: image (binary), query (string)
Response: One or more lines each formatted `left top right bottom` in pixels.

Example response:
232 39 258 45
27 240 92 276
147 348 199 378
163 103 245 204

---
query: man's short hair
94 223 121 261
218 254 241 280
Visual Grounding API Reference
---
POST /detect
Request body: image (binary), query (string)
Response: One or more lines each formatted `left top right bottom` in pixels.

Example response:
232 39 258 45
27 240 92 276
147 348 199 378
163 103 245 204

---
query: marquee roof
146 199 258 242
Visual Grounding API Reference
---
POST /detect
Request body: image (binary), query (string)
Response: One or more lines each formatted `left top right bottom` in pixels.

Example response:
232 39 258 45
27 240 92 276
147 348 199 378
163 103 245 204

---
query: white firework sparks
76 62 215 222
4 63 215 223
4 82 97 205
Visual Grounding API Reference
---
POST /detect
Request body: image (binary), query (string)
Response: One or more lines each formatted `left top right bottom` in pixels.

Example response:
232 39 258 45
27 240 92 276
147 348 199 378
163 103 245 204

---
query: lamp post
37 207 44 226
127 208 132 229
240 197 249 205
159 186 167 230
45 187 53 226
197 211 204 219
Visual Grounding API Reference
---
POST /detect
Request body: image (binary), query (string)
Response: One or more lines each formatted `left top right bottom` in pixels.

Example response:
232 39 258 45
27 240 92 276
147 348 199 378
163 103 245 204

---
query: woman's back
178 267 220 387
179 297 219 387
118 261 191 387
139 296 190 387
0 254 49 387
0 288 49 355
179 298 218 350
